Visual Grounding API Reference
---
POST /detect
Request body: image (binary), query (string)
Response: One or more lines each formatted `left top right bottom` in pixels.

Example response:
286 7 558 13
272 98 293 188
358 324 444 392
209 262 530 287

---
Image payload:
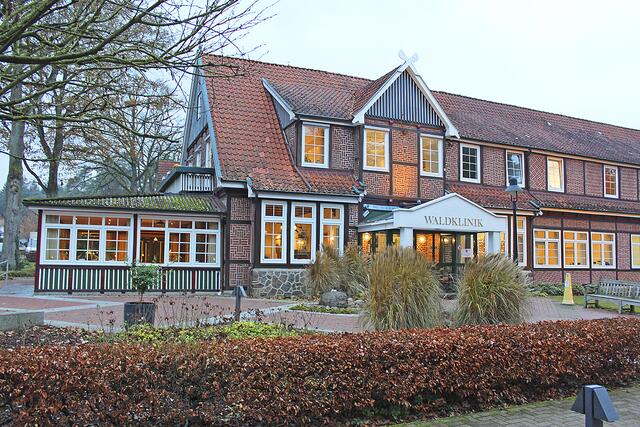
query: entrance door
439 233 476 283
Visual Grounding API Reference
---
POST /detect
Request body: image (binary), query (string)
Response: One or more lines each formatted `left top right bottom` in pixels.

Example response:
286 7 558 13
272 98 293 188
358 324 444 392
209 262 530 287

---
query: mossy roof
23 193 226 214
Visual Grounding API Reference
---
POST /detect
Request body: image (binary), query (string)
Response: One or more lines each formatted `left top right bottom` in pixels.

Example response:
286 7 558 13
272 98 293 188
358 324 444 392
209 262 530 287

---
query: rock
353 299 365 307
320 290 348 308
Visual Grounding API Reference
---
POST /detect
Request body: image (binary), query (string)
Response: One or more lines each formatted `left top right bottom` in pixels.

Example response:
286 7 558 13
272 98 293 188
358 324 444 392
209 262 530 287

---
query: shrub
1 318 639 425
364 246 441 330
528 282 587 296
306 243 369 298
289 304 359 314
455 254 528 326
130 264 160 300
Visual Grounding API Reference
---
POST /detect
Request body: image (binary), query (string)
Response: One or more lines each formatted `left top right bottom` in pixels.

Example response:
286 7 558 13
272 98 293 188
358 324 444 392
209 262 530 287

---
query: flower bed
1 318 639 425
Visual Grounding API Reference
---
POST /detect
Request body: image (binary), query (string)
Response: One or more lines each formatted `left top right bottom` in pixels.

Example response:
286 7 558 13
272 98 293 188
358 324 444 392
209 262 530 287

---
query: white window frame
260 201 287 264
547 157 564 192
510 216 527 267
301 123 330 168
603 165 619 199
419 134 443 177
590 232 616 269
41 212 133 266
460 143 481 183
363 126 389 172
562 230 590 269
138 216 221 267
631 234 640 269
505 150 525 186
195 92 202 120
320 203 344 254
533 228 561 268
290 202 316 264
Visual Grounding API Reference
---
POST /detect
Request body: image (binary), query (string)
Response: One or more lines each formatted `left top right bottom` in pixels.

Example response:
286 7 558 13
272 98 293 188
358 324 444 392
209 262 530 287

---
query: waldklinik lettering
424 215 483 227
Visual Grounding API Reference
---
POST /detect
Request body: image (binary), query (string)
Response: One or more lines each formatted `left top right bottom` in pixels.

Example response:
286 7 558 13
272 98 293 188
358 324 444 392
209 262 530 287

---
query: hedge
1 318 639 425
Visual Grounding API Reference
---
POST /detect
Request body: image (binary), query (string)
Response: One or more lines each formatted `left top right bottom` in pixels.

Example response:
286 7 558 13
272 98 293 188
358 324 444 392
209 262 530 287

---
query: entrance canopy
359 193 507 253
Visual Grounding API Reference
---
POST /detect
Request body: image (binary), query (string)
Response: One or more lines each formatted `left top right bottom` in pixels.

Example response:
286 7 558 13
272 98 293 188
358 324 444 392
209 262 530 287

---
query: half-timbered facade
26 54 640 295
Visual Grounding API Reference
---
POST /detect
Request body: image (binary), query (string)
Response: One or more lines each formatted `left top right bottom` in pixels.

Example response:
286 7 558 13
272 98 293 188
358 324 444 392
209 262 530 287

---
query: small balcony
159 166 216 193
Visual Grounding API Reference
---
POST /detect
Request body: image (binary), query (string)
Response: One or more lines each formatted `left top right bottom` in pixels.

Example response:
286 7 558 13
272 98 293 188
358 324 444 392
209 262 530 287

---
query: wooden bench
584 279 640 314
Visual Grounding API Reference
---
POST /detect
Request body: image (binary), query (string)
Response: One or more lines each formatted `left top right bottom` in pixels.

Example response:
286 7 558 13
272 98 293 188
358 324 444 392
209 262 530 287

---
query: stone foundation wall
250 268 309 298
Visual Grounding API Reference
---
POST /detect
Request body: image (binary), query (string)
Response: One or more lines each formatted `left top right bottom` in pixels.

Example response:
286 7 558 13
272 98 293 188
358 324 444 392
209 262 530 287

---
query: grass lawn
548 294 621 312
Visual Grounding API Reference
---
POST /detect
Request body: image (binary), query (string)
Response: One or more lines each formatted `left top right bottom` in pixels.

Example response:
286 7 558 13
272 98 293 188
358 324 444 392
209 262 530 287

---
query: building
25 54 640 296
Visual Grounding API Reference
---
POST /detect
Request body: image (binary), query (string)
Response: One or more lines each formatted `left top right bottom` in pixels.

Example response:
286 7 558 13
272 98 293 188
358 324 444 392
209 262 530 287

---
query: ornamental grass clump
364 246 442 330
306 246 340 296
306 243 370 297
455 254 529 326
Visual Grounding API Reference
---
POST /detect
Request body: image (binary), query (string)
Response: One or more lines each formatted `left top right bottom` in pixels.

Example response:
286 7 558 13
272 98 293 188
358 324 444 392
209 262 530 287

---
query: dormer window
603 165 618 198
460 143 480 183
506 151 525 186
302 124 329 168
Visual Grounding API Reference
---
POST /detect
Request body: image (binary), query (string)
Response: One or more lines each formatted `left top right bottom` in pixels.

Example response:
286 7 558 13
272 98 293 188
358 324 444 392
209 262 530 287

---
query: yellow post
562 272 575 305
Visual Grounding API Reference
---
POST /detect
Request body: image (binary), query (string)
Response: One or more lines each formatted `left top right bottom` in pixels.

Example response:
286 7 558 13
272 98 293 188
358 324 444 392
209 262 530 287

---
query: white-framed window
420 135 443 177
195 92 202 120
631 235 640 269
321 203 344 254
563 231 589 268
460 143 480 183
533 229 561 268
591 232 615 269
138 217 220 266
363 127 389 172
510 217 527 266
603 165 618 198
547 157 564 192
42 213 132 265
506 151 525 186
302 124 329 168
260 201 287 263
290 203 316 264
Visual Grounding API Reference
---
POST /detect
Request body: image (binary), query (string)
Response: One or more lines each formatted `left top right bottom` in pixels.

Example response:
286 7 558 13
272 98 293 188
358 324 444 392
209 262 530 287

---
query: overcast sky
1 0 639 188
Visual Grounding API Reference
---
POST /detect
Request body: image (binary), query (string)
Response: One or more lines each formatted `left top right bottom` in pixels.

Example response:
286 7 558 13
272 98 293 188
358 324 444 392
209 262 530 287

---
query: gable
365 70 444 127
182 74 208 154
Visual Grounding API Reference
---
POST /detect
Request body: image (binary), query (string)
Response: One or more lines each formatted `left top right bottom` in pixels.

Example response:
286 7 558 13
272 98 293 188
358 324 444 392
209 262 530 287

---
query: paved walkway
0 278 633 331
406 385 640 426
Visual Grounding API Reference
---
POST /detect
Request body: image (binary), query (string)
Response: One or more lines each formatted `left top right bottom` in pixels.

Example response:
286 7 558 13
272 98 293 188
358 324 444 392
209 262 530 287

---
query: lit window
604 165 618 198
364 128 389 171
261 201 287 263
547 157 564 192
460 144 480 183
75 229 100 261
45 228 71 261
302 125 329 168
506 151 525 186
533 229 561 268
139 216 220 266
105 230 128 262
591 232 615 268
510 217 527 266
563 231 589 268
291 203 316 263
631 235 640 269
420 135 443 177
321 204 343 253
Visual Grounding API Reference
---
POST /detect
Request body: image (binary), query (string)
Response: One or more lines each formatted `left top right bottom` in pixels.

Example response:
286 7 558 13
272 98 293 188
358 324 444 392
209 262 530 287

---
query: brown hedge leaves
1 318 639 425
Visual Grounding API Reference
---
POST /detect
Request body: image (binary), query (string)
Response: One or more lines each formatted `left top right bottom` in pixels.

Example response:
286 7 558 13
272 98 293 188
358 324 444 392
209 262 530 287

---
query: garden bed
288 304 360 315
1 318 638 425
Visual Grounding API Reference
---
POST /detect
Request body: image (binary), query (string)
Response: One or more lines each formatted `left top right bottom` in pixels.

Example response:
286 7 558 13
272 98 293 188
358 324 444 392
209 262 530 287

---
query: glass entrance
415 232 477 282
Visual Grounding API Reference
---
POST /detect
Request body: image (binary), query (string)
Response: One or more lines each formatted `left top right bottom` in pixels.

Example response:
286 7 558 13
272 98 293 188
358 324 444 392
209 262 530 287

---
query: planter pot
123 302 156 326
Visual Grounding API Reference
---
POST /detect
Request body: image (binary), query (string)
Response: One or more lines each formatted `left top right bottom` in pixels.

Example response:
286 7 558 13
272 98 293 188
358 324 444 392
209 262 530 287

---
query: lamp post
505 177 522 263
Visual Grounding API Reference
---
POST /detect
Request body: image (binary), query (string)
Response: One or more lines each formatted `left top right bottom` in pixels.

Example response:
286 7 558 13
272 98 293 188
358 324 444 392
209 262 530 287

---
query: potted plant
124 264 160 326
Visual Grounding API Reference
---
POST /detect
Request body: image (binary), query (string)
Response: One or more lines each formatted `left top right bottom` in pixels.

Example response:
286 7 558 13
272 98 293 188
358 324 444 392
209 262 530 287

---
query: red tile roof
201 55 640 206
530 191 640 215
446 182 539 211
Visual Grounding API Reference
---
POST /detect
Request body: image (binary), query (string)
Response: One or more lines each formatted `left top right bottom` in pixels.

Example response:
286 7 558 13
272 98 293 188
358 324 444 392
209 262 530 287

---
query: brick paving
406 385 640 426
0 278 634 331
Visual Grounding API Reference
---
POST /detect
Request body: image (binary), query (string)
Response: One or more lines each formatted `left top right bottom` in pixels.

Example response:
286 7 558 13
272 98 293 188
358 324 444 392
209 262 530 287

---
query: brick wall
585 162 603 197
590 219 616 231
229 223 251 260
482 146 505 186
565 158 585 194
568 270 591 285
331 125 356 169
229 264 251 287
562 218 589 229
392 164 418 198
532 216 562 228
391 128 417 163
230 197 251 221
531 270 563 284
617 232 631 270
616 221 640 233
445 141 458 181
419 177 444 200
528 154 546 190
363 172 390 196
619 167 638 200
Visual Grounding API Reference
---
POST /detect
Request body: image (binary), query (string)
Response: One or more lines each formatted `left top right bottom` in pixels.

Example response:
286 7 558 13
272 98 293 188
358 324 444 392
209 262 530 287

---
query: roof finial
398 50 419 64
398 49 407 61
